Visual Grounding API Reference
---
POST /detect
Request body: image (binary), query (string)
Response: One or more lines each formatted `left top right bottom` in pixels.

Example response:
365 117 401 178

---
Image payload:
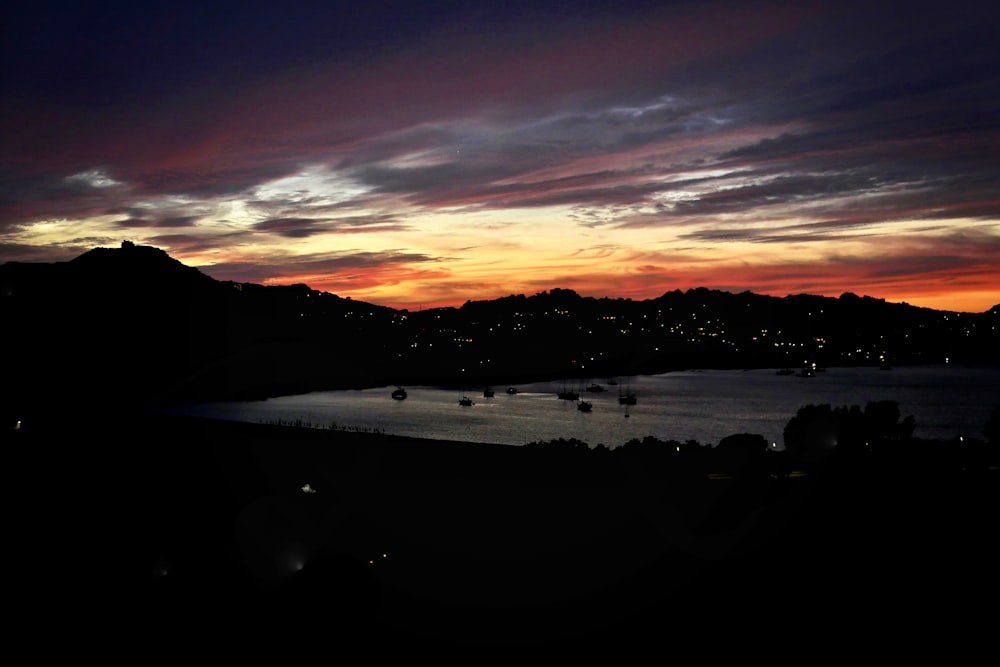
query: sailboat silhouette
618 379 637 405
557 379 580 401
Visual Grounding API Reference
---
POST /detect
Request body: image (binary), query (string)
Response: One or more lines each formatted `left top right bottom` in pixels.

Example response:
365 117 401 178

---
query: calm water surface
163 364 1000 448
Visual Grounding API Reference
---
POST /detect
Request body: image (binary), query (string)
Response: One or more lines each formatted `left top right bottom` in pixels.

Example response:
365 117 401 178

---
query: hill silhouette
3 242 997 652
2 241 997 423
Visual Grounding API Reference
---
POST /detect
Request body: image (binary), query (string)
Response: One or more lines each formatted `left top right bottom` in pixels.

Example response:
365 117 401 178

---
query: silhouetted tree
783 400 915 467
863 399 915 442
783 404 840 465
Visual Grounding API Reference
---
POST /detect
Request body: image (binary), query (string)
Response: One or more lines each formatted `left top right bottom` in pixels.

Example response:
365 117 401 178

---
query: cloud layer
2 0 998 311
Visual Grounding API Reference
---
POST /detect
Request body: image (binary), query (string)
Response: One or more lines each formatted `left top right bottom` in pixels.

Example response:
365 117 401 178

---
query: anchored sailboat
557 379 580 401
618 379 637 405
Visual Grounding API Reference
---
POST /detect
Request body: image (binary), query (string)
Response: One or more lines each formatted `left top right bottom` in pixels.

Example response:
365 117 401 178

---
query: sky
2 0 999 312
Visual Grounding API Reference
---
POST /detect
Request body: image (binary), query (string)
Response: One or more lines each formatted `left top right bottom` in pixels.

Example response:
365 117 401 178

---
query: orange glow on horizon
5 2 998 324
277 261 1000 314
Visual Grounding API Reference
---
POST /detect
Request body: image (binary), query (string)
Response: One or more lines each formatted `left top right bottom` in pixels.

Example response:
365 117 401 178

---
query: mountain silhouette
4 243 998 653
2 242 997 424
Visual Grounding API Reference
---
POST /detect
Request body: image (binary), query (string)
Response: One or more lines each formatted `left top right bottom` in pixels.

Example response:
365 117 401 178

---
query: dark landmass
10 403 999 653
4 243 998 652
1 241 997 424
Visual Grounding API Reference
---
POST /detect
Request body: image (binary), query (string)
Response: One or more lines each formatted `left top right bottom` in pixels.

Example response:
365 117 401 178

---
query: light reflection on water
163 365 1000 448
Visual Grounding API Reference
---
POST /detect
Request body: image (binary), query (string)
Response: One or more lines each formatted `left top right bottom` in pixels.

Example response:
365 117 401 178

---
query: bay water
160 364 999 449
160 365 1000 449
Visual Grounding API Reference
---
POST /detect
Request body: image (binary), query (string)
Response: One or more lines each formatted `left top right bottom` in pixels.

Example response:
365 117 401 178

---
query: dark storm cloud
498 181 670 211
324 214 410 233
862 255 984 280
0 243 82 263
701 123 1000 225
501 97 722 155
684 227 883 244
198 249 440 286
663 4 1000 231
338 24 996 218
297 250 441 272
358 162 661 210
352 163 499 195
669 172 888 216
117 215 201 229
2 0 998 310
681 228 1000 277
334 125 466 169
133 162 310 199
253 218 326 239
342 96 728 209
147 233 252 256
0 169 128 228
253 215 409 238
9 0 991 229
678 228 781 243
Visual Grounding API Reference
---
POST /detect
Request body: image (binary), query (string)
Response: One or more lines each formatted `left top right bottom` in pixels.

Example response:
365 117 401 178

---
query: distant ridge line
1 242 997 418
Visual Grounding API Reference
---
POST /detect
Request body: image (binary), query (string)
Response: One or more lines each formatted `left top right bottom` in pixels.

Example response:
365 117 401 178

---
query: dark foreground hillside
9 410 998 656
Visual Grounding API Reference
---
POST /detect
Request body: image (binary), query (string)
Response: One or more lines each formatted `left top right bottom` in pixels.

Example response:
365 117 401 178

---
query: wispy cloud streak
1 1 997 311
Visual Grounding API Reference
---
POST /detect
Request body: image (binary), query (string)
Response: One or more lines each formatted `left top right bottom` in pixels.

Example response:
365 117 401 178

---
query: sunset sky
2 0 998 312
